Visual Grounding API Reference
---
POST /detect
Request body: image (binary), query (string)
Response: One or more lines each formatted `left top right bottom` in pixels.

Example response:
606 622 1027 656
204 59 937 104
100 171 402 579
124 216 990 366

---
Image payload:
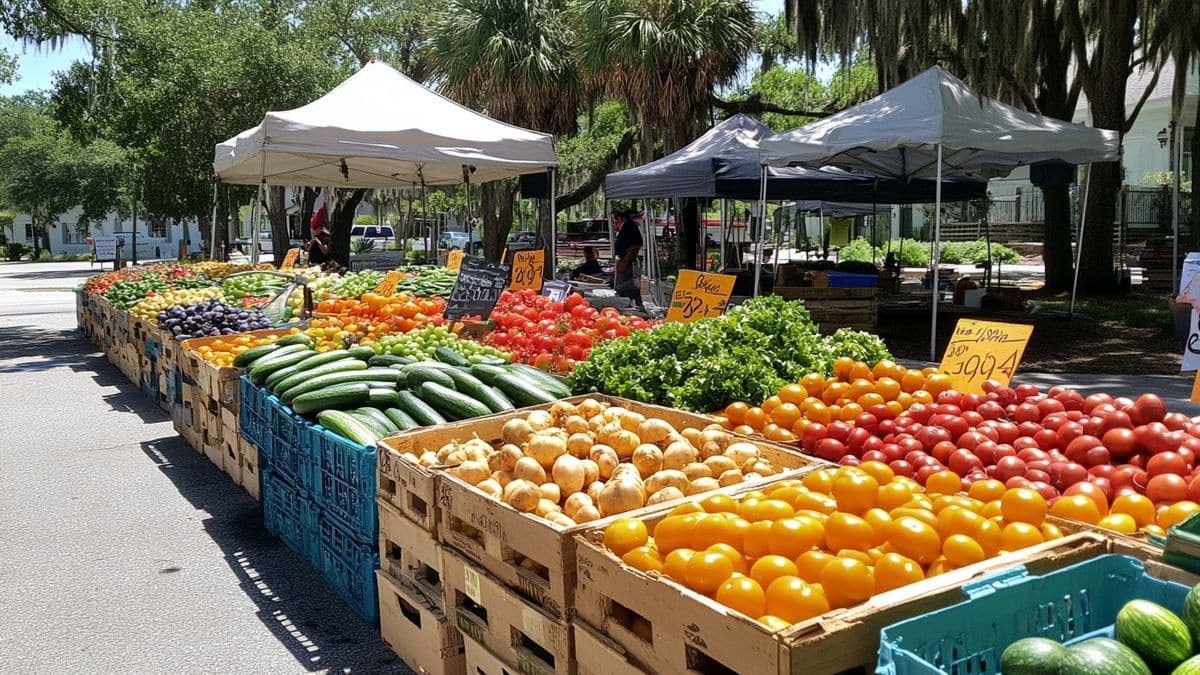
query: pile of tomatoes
602 463 1064 629
484 290 654 372
306 293 446 351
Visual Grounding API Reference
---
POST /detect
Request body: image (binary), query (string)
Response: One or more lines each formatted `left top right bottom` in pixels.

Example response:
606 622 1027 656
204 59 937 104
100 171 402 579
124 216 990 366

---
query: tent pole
605 197 614 271
929 143 943 362
1069 163 1092 318
719 199 726 269
754 165 769 297
548 167 557 278
1172 121 1181 294
250 148 267 265
209 179 219 261
872 181 879 265
462 166 473 257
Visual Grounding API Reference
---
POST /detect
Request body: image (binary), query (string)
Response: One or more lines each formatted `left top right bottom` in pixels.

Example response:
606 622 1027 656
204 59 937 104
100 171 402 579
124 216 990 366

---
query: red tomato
1101 410 1134 431
1164 412 1191 432
1147 451 1187 478
889 460 915 477
1131 394 1167 426
1136 423 1174 454
1083 393 1116 414
1188 475 1200 502
1101 427 1138 461
1147 473 1189 503
1049 461 1088 490
1065 435 1103 465
992 456 1027 482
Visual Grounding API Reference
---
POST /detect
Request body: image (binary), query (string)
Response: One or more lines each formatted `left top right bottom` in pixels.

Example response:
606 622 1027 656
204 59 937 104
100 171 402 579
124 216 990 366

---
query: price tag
666 270 736 323
280 247 300 269
374 270 405 296
464 566 482 605
509 249 545 291
939 319 1033 393
447 249 465 271
541 280 571 303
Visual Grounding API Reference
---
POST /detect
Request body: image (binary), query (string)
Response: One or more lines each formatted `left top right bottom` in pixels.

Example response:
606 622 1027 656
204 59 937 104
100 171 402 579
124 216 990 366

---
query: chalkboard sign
445 256 511 320
541 280 571 303
349 252 403 272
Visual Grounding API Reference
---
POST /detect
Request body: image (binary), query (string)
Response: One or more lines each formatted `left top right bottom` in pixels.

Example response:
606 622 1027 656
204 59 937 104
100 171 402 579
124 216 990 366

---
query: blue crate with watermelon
876 554 1200 675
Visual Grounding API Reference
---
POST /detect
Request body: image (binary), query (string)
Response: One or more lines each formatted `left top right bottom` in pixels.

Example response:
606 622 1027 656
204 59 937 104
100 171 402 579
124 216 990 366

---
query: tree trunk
329 189 368 267
678 198 700 271
1078 161 1121 293
268 186 289 266
30 214 41 259
481 180 516 262
1041 185 1074 293
538 196 554 277
40 221 52 258
1192 100 1200 250
301 187 319 241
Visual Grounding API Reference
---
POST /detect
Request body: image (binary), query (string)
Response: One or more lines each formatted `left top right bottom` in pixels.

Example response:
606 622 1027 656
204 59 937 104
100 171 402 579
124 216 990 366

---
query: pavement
0 261 407 673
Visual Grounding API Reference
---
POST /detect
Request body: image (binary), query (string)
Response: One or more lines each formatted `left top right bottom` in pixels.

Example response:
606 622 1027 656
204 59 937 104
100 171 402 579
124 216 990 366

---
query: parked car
509 231 537 244
440 231 483 253
231 230 304 256
351 225 396 248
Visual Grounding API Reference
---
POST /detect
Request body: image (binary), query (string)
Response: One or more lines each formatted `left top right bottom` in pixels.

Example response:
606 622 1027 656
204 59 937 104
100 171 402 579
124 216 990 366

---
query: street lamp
1158 128 1169 148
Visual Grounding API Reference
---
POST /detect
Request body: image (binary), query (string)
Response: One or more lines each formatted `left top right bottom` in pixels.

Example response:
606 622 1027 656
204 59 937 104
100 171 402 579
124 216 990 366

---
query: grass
1030 295 1175 331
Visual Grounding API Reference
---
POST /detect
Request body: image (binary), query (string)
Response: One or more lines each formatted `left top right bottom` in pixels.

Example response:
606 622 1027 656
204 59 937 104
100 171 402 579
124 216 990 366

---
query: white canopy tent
213 60 558 263
760 65 1120 360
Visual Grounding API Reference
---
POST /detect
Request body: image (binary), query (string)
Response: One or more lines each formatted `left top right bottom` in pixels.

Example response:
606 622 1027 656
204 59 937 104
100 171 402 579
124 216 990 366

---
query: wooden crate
774 286 877 334
572 621 645 675
428 396 824 620
462 638 517 675
442 548 573 675
379 499 445 611
377 570 466 675
242 441 262 501
180 328 296 411
377 440 443 535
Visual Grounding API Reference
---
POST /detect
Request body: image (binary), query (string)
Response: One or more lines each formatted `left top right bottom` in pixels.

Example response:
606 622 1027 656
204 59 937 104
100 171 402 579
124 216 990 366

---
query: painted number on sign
509 249 545 291
939 319 1033 393
666 270 736 323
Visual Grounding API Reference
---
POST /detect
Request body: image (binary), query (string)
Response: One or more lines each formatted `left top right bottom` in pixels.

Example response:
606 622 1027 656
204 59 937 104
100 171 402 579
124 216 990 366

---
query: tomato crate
262 469 318 566
876 553 1198 675
316 512 380 625
311 426 378 540
265 394 314 491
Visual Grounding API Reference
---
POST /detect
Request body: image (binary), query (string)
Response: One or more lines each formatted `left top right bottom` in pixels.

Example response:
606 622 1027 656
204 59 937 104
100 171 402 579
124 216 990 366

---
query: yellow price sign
666 270 736 323
447 249 465 271
1191 370 1200 404
280 247 300 269
374 270 405 296
939 319 1034 393
509 249 545 291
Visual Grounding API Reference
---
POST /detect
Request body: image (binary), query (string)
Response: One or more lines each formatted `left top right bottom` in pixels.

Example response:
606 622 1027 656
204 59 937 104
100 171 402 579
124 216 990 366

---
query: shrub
837 237 880 263
5 242 28 261
940 239 1021 264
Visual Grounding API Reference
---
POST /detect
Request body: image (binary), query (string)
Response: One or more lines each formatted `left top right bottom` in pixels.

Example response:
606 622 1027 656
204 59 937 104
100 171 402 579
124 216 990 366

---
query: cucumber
272 358 366 397
433 346 471 367
506 363 572 397
468 354 511 366
249 347 317 383
369 354 416 367
275 334 313 347
349 345 377 361
493 372 559 406
292 382 371 415
382 407 419 431
280 368 403 404
233 343 281 368
433 367 490 395
472 384 515 414
354 407 399 434
406 365 457 390
396 390 447 426
316 410 380 447
368 388 400 408
265 349 352 390
469 363 510 386
417 382 493 421
244 342 310 370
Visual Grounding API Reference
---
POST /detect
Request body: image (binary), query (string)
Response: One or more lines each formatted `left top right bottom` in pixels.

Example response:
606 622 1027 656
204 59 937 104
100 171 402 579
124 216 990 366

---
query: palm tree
430 0 581 261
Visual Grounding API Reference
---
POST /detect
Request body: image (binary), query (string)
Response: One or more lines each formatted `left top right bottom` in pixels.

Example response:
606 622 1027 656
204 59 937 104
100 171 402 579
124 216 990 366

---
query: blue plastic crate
316 513 380 624
239 407 269 449
265 396 313 490
828 270 880 288
262 469 318 565
239 376 268 420
311 427 378 540
876 555 1190 675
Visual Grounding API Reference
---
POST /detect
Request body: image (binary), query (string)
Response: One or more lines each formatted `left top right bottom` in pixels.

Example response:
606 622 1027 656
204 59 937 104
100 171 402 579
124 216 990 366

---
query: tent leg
929 143 943 362
754 165 769 297
250 149 267 265
548 167 557 278
1172 122 1181 294
1069 163 1092 318
719 199 726 269
209 180 219 261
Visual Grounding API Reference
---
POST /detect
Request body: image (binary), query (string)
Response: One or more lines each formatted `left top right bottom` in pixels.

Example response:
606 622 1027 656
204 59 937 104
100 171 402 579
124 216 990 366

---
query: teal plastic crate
876 555 1191 675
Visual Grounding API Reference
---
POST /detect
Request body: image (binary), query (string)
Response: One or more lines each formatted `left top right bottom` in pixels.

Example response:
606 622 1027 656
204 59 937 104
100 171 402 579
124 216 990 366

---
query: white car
232 230 304 255
351 225 396 247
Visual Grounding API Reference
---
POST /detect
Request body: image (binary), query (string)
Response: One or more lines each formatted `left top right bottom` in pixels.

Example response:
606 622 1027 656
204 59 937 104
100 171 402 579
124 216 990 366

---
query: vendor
305 205 333 265
613 209 645 309
570 246 603 279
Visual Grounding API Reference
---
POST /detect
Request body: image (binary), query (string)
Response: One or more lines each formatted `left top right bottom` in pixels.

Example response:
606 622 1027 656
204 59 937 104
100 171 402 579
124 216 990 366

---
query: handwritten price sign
666 270 736 323
280 247 300 269
939 319 1033 393
509 249 545 291
374 270 405 296
446 249 465 271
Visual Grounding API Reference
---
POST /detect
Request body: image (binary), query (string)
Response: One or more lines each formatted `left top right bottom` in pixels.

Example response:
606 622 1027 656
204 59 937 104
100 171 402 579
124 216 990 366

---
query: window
150 218 167 238
62 227 86 245
1184 127 1194 185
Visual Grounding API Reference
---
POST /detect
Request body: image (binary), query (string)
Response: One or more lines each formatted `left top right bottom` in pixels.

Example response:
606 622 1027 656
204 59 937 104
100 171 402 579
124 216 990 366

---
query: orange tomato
887 516 942 565
663 548 696 583
1110 494 1157 527
802 469 835 494
758 615 792 630
765 576 830 623
831 471 879 514
794 550 837 583
724 402 749 426
877 481 916 510
941 534 986 567
706 543 749 574
1000 522 1044 551
749 555 799 589
820 557 875 608
768 517 826 558
685 551 735 594
824 512 876 552
779 383 809 405
700 493 739 514
1097 513 1137 534
1158 501 1200 529
691 513 739 550
603 518 648 557
967 479 1007 503
716 576 766 619
832 357 856 380
1049 495 1102 525
924 470 962 496
622 546 664 573
1000 488 1047 526
874 552 925 592
771 403 803 429
653 514 700 553
744 407 769 430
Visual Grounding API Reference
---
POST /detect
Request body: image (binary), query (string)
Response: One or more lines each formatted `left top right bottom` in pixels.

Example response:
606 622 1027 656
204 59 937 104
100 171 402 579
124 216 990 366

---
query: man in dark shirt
612 209 644 308
570 246 603 279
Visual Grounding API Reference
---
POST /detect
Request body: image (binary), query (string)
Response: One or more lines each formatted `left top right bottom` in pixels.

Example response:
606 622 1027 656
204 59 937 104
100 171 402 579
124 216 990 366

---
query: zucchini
472 384 515 414
382 407 419 431
469 363 510 386
292 382 371 415
433 346 471 367
265 349 352 390
368 388 400 408
272 358 365 397
396 390 447 426
233 343 281 368
249 347 317 383
507 363 572 397
369 354 416 368
275 334 314 347
406 365 457 390
316 410 380 447
354 407 399 434
417 382 492 421
280 368 403 404
493 372 559 406
349 345 377 361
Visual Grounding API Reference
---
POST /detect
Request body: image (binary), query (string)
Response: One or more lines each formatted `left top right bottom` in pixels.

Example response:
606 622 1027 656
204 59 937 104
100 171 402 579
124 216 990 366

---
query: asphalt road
0 261 407 673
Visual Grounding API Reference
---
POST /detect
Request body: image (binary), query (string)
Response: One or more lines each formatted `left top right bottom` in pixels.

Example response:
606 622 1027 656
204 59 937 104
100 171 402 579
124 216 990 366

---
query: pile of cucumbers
235 336 570 447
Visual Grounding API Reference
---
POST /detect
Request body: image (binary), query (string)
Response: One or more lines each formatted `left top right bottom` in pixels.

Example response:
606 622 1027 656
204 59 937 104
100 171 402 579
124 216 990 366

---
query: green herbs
826 328 892 366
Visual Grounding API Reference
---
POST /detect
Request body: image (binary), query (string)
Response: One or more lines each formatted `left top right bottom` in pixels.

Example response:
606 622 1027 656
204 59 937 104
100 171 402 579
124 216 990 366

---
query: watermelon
1114 599 1194 670
999 637 1070 674
1174 655 1200 675
1063 638 1150 675
1184 583 1200 645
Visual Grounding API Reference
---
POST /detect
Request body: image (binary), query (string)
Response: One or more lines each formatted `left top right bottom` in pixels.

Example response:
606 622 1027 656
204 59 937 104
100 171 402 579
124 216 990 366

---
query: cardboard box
572 621 645 675
462 638 516 675
442 548 572 675
377 442 442 535
377 570 465 675
379 499 444 610
242 441 262 501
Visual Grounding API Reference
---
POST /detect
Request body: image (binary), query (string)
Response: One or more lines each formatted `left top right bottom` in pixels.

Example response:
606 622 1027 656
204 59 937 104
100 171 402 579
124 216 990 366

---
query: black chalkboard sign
445 256 511 320
349 252 403 272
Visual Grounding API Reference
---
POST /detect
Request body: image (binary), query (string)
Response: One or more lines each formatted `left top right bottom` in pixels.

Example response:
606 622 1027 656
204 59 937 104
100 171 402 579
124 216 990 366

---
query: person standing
613 208 645 309
570 245 603 279
305 205 333 265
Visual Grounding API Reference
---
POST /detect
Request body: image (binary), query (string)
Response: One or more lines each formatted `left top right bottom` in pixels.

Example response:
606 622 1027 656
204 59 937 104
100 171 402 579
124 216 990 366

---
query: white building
8 207 202 258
